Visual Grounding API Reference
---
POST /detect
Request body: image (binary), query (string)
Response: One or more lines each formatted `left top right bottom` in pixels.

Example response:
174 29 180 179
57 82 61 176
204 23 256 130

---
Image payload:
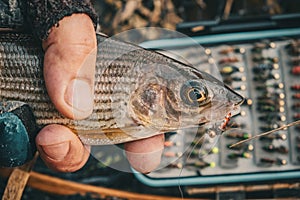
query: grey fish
0 31 244 145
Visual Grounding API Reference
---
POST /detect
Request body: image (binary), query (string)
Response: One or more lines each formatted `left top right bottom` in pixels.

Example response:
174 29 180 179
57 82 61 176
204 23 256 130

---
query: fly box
133 1 300 197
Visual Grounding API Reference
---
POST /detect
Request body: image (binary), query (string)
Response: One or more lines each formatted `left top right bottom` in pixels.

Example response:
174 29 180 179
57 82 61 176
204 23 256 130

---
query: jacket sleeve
26 0 98 40
0 0 25 29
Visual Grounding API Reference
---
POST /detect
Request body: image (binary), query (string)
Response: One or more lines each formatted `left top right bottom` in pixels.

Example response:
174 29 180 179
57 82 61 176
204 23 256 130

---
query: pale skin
35 13 164 173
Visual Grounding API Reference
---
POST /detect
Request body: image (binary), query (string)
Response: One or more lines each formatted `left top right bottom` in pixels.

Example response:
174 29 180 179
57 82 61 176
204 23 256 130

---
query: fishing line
230 119 300 148
177 132 207 199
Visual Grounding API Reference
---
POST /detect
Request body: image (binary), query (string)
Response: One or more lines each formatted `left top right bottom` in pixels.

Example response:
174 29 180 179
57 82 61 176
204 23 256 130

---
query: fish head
128 60 244 133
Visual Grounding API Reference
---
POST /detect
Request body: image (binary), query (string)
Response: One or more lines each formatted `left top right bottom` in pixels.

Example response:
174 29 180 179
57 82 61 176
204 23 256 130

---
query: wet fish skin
0 32 244 145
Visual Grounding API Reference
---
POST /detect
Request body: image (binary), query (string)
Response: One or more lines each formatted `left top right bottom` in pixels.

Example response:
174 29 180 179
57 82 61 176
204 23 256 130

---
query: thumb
42 14 97 120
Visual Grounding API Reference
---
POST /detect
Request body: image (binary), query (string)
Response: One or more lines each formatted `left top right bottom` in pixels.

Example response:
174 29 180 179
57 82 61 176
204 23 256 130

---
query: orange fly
220 112 232 130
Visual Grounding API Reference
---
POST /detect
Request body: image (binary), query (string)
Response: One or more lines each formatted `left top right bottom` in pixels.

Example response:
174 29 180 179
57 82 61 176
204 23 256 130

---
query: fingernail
65 79 93 113
125 150 162 173
39 141 70 161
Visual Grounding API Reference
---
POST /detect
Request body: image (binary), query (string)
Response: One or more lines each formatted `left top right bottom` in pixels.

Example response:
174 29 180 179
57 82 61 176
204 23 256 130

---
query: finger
36 124 90 172
42 14 97 120
124 134 164 174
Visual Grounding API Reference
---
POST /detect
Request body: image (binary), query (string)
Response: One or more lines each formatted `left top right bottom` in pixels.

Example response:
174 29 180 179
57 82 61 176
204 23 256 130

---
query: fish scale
0 32 139 144
0 34 130 142
0 31 244 145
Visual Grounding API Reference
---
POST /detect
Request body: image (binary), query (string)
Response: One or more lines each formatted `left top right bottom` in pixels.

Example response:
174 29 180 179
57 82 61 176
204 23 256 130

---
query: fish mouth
197 86 244 124
225 85 245 106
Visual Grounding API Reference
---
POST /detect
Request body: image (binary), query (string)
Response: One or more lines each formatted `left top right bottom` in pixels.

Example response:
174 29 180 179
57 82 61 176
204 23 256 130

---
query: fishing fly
220 112 232 130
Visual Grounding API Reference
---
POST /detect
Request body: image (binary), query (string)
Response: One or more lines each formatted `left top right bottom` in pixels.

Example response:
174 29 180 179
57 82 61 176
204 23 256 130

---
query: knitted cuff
26 0 98 40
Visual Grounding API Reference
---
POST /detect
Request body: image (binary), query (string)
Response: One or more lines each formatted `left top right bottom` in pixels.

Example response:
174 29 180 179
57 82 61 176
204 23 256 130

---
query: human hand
36 13 164 173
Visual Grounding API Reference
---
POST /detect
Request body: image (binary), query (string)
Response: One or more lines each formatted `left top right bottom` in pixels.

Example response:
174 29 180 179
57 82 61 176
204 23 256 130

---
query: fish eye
180 80 210 107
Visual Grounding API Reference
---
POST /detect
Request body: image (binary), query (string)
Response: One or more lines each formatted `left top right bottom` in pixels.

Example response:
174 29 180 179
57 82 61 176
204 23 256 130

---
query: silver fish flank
0 32 244 145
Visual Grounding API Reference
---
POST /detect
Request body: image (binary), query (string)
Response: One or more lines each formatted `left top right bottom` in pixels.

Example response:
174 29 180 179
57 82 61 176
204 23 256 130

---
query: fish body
0 32 244 145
